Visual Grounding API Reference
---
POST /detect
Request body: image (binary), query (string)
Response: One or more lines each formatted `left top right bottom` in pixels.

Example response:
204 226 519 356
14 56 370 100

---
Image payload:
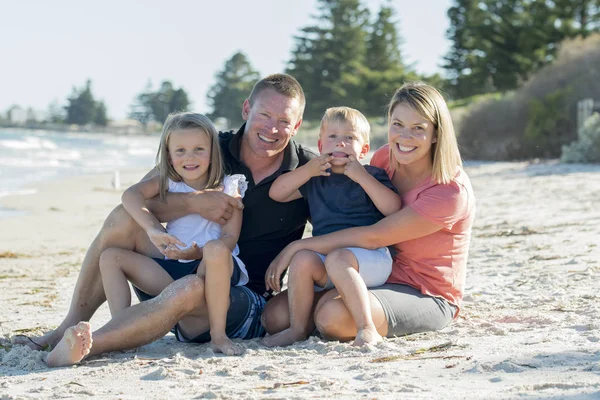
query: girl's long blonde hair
155 112 224 200
387 82 462 184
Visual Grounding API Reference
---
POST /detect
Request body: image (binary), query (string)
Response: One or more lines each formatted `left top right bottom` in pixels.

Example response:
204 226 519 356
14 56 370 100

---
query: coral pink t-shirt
370 145 475 316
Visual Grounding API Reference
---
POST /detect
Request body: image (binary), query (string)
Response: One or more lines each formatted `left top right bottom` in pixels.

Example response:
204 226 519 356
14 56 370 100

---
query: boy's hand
307 154 333 177
147 228 186 256
344 155 368 182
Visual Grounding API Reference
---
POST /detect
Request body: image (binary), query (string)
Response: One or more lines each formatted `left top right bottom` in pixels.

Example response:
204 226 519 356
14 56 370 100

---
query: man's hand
265 244 297 293
343 155 369 183
146 228 186 257
189 190 244 225
306 154 333 177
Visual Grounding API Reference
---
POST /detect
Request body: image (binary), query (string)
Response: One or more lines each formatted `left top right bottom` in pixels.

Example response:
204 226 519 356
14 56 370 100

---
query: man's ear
242 99 251 121
358 143 370 159
291 118 302 137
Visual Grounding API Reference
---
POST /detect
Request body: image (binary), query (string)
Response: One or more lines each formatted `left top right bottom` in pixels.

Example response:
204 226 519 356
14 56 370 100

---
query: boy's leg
324 248 382 346
197 240 242 356
262 250 327 347
99 247 174 316
14 205 158 349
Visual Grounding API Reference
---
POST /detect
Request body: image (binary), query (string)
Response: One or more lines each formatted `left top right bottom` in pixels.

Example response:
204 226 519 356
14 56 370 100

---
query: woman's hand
146 227 186 256
265 244 298 293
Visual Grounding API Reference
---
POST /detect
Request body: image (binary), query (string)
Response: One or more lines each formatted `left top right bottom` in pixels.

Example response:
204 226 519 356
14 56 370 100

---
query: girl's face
388 103 436 169
168 128 212 188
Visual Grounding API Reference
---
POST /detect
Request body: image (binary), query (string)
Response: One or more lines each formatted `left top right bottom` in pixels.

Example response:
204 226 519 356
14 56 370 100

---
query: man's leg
46 274 209 367
16 204 157 349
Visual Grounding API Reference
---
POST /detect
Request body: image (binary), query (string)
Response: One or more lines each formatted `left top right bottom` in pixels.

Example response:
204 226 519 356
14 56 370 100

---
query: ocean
0 129 160 218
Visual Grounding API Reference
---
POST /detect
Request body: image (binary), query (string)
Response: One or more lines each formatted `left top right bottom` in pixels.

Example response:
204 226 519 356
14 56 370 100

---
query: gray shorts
314 247 392 292
370 284 457 337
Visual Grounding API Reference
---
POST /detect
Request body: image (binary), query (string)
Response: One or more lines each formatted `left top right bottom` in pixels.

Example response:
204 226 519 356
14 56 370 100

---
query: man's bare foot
12 329 62 351
261 328 307 348
352 327 383 346
210 334 243 356
46 322 93 367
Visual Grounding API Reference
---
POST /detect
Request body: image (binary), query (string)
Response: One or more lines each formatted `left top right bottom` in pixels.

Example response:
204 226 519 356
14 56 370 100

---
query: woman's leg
196 239 242 356
313 288 388 342
262 250 328 347
324 248 382 345
99 247 174 316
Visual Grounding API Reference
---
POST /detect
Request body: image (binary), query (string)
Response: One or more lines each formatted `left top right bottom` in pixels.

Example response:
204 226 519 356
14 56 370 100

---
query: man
16 74 317 366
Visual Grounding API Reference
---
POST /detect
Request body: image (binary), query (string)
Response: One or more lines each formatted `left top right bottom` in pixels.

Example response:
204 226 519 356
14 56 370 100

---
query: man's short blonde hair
319 106 370 144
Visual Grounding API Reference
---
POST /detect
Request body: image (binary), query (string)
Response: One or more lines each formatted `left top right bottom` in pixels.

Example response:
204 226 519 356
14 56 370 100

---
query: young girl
99 112 248 356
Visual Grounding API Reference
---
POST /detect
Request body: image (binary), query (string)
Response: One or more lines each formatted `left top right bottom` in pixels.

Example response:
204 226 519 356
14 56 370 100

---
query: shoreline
1 162 600 399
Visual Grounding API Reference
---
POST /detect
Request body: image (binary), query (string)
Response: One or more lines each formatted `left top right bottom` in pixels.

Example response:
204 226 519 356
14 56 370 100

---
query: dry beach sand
1 161 600 399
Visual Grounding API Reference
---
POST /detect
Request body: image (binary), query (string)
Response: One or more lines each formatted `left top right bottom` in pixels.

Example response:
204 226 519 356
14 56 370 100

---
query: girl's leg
323 249 381 346
262 250 328 347
99 247 174 316
197 239 242 356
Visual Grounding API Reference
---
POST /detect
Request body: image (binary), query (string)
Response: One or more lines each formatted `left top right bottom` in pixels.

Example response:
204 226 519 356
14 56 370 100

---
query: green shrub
561 113 600 163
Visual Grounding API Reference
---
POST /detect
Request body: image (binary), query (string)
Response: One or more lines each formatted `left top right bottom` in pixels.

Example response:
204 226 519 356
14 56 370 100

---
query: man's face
241 89 303 160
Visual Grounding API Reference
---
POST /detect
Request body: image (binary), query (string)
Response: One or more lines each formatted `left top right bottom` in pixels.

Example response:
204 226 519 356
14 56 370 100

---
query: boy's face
318 120 370 166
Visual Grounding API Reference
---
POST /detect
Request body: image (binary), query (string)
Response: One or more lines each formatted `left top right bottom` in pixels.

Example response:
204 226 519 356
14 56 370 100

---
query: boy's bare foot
12 329 62 351
46 322 93 367
210 334 244 356
352 327 383 346
261 328 307 348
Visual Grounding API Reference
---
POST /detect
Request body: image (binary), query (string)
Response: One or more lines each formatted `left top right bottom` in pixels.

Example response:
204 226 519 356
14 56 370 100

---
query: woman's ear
432 132 438 144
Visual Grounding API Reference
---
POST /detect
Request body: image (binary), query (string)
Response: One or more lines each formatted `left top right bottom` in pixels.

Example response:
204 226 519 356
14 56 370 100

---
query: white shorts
314 247 393 292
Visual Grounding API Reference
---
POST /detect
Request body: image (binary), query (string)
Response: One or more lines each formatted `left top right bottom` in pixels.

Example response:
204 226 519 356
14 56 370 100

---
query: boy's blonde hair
156 112 224 200
387 82 462 184
320 106 371 144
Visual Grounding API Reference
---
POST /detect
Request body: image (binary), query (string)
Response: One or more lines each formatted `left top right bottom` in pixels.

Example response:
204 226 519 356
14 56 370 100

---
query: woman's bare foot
12 329 62 351
261 328 307 348
46 322 93 367
353 327 383 346
210 334 243 356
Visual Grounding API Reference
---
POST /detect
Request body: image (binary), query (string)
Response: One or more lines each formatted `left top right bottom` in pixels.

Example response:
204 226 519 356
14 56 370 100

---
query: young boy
263 106 402 347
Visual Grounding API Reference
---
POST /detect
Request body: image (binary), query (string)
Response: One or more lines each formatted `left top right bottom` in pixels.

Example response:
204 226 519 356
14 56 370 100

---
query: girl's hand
307 154 333 177
147 227 186 256
344 155 368 182
265 244 297 293
164 241 201 260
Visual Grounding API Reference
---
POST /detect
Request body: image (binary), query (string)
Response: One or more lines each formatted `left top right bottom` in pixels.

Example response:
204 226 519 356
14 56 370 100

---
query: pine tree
207 51 260 127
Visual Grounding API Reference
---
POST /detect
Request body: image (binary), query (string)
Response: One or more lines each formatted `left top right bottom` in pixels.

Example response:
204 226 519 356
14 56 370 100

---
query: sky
0 0 452 120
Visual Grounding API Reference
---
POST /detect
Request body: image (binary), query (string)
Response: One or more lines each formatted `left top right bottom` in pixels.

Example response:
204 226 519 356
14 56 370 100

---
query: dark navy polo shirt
298 165 396 237
219 124 317 294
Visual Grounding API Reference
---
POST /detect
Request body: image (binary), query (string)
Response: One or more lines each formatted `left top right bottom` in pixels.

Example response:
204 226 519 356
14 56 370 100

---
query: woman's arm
265 207 442 291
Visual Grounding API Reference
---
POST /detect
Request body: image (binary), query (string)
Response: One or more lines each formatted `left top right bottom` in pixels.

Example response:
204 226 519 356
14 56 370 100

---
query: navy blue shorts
132 257 264 343
132 256 241 302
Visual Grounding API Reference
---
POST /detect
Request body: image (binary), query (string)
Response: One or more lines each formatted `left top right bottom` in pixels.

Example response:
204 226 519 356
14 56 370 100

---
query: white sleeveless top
165 174 249 286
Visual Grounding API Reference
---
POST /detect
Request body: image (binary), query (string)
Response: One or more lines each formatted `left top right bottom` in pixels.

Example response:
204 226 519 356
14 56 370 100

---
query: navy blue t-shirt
298 165 397 237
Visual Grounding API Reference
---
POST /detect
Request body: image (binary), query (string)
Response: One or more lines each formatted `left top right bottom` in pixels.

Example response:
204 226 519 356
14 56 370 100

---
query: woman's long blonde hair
387 82 462 184
155 112 224 200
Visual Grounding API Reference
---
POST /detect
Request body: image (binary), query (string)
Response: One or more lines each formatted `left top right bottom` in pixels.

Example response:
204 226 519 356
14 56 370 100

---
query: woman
262 82 476 345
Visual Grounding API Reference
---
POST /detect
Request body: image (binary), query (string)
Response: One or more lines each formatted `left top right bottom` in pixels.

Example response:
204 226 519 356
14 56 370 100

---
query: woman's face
388 103 436 168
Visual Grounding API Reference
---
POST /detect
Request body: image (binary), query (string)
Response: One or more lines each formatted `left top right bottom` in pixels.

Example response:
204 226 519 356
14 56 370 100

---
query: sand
1 161 600 399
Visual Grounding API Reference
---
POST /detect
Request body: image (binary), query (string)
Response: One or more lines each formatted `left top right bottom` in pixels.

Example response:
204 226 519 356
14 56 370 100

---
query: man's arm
269 154 333 202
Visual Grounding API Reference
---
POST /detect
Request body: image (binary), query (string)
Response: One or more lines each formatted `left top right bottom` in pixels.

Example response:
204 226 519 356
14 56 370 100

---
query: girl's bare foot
46 322 93 367
353 327 383 346
261 328 307 348
210 334 243 356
